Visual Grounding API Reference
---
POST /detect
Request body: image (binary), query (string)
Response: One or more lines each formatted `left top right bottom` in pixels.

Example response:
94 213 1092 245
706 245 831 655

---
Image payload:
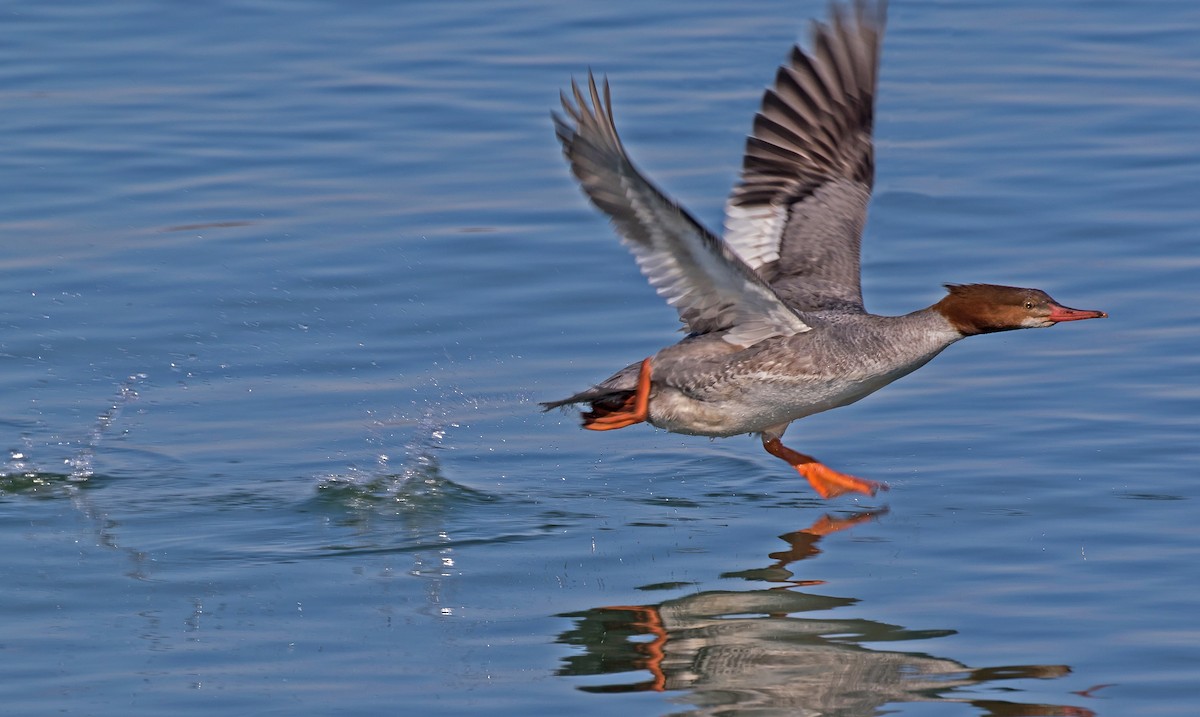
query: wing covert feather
555 75 810 346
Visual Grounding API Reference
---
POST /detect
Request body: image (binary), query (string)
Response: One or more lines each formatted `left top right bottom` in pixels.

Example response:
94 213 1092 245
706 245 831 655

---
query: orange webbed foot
762 437 887 499
582 357 652 431
797 460 887 499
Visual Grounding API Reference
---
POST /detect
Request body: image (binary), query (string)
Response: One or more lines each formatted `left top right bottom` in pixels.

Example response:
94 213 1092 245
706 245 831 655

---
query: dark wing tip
732 0 886 208
554 71 624 157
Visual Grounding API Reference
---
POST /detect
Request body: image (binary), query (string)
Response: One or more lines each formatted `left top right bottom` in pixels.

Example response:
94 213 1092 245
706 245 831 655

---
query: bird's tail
540 359 645 429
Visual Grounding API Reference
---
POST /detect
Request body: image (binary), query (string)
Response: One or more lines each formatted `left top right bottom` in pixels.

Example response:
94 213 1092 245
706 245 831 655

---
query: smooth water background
2 1 1197 714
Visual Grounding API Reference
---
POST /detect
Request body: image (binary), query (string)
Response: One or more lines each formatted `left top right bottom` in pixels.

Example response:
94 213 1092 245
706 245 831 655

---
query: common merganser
542 0 1106 499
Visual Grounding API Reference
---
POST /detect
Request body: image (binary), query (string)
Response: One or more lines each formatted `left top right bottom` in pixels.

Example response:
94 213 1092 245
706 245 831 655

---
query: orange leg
583 358 652 431
762 437 886 499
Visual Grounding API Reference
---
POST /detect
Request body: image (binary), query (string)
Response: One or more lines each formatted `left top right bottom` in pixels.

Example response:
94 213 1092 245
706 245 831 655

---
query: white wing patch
723 201 785 271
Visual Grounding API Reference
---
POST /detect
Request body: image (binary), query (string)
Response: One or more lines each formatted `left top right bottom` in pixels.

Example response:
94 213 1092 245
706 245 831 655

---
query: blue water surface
1 1 1197 715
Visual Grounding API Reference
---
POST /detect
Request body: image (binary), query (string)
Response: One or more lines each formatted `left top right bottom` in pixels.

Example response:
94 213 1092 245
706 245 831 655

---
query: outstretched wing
554 74 810 347
724 0 885 311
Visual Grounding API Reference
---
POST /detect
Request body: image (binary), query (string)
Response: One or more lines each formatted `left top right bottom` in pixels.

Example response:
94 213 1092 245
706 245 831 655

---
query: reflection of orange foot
769 510 888 568
805 508 888 537
600 604 667 692
583 358 652 431
762 437 886 498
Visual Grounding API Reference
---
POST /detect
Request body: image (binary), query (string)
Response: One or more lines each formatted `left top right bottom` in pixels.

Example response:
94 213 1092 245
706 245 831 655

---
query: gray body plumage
546 308 962 438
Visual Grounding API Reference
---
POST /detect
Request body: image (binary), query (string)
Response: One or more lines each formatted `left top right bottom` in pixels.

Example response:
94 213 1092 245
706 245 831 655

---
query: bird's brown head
934 283 1107 336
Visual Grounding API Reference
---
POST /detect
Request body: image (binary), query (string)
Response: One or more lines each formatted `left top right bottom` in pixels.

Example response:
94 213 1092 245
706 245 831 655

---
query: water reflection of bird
543 0 1105 499
556 513 1094 716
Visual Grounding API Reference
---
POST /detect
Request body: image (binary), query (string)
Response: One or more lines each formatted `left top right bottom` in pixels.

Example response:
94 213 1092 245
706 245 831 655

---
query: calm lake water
2 1 1197 714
